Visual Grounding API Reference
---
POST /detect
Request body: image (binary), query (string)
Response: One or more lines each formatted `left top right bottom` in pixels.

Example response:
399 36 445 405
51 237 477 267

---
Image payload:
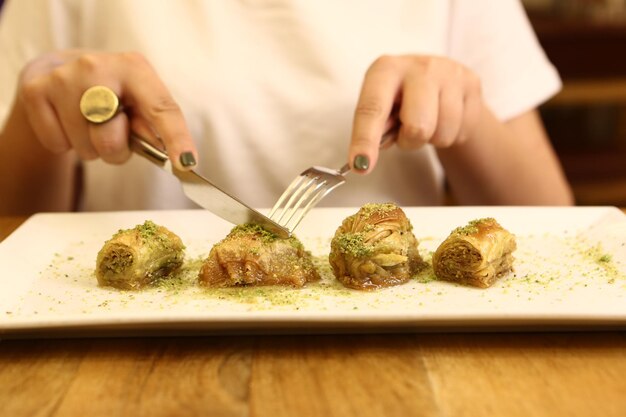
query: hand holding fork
268 125 399 234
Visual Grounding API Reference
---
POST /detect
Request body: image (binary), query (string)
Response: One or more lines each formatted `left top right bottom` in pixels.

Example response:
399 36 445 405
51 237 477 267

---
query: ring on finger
79 85 122 124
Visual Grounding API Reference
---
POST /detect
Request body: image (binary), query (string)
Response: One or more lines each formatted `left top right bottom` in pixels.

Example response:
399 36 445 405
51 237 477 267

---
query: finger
430 86 463 148
350 56 404 173
379 116 399 150
56 104 98 161
46 72 98 160
458 86 483 145
396 71 438 150
19 80 71 153
121 54 197 170
88 112 132 165
130 117 163 148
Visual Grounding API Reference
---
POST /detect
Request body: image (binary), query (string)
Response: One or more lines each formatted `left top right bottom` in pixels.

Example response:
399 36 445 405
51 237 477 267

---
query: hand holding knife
129 135 290 238
80 85 289 238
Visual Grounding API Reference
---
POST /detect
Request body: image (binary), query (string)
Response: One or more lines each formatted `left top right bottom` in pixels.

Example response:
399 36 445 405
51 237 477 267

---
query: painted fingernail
180 152 196 167
353 154 370 171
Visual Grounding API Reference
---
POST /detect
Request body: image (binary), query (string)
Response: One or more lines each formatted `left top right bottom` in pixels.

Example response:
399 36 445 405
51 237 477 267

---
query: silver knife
130 134 290 238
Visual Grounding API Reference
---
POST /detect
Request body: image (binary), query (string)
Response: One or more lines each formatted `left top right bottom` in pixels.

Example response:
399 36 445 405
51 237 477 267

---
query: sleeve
447 0 561 120
0 0 79 128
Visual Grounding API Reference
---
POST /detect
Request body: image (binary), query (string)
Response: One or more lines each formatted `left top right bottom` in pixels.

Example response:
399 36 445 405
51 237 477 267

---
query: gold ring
79 85 121 124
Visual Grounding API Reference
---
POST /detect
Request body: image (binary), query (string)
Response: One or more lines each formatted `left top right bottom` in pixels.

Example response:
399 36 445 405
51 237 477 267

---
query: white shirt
0 0 561 210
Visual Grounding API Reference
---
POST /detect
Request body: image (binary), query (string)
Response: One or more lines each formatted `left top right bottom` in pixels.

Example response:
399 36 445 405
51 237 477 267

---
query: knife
130 134 291 238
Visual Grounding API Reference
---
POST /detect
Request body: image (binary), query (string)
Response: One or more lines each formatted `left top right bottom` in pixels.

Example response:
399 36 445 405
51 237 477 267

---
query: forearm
0 100 77 215
437 106 574 205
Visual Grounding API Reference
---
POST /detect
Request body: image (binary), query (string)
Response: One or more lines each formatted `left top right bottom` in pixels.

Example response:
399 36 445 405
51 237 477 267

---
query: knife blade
130 134 290 238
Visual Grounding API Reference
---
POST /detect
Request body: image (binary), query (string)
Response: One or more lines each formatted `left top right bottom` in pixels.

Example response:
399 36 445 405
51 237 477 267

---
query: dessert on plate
95 220 185 290
198 223 319 288
329 203 425 290
432 217 517 288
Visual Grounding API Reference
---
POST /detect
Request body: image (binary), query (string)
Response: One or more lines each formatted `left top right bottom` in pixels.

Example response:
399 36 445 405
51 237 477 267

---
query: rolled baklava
329 203 424 290
198 223 319 287
432 217 516 288
96 220 185 290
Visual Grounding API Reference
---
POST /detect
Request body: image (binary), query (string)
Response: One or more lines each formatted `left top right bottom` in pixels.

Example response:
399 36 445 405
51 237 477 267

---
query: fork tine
279 176 349 232
268 125 397 233
277 178 328 229
281 183 337 232
293 178 346 224
268 174 313 219
270 169 348 233
272 175 325 224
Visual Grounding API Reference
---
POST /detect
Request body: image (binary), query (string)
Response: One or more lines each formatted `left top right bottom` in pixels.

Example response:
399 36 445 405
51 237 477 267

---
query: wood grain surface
1 216 625 417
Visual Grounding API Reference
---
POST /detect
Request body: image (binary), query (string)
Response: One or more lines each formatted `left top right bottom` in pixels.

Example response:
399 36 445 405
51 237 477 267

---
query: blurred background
523 0 626 206
0 0 625 206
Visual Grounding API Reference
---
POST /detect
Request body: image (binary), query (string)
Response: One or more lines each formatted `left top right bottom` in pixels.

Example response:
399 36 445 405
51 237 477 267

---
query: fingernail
180 152 196 167
353 154 370 171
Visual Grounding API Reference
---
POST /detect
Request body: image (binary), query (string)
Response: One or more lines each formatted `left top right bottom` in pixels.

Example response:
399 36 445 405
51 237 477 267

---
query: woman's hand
348 54 573 205
349 55 482 172
17 50 197 170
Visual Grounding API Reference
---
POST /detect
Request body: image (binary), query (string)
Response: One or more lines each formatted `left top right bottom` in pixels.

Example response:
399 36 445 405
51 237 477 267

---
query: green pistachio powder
28 212 622 310
226 223 303 250
451 217 495 236
334 203 401 258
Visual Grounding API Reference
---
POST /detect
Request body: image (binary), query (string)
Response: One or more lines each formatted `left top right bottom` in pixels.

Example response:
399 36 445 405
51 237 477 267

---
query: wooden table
1 215 625 417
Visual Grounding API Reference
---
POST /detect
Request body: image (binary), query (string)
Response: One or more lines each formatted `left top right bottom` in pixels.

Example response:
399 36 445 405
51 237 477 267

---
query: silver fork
268 126 399 233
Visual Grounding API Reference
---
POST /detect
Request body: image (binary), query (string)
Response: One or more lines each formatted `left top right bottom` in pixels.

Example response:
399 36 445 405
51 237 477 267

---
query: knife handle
129 133 169 168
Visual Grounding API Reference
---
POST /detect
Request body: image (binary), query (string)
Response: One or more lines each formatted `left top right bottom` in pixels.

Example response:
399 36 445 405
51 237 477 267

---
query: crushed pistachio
358 202 398 219
224 223 304 251
413 264 437 283
136 220 159 239
110 220 170 249
452 217 495 236
335 232 372 258
229 223 278 243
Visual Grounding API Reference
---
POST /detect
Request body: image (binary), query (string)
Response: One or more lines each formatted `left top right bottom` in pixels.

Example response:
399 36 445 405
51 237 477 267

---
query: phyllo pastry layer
432 218 516 288
96 220 185 290
329 203 424 290
198 224 319 288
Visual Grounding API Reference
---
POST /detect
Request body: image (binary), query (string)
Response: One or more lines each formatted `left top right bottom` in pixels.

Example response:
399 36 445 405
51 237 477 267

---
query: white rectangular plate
1 207 625 337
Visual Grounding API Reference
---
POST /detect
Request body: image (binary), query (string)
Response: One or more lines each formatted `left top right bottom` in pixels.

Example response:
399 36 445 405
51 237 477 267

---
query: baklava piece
198 224 319 287
329 203 425 290
96 220 185 290
432 217 516 288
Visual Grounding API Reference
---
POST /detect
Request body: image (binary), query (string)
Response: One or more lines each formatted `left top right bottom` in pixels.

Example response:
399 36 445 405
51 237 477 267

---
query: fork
268 126 399 233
